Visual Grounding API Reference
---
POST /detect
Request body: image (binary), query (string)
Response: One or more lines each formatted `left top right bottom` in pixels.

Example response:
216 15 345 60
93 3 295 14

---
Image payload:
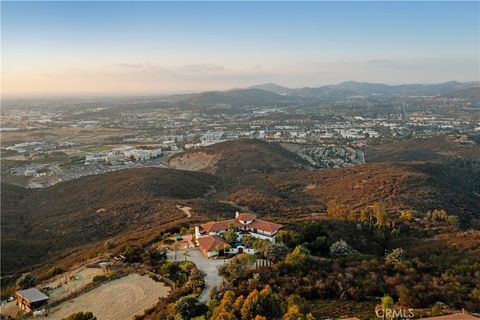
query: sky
1 1 479 97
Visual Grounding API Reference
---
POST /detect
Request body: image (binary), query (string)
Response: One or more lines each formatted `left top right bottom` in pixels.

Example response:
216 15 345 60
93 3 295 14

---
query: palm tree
182 250 191 261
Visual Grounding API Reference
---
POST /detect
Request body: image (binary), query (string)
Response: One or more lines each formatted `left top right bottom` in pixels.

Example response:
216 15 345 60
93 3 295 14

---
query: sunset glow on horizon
2 1 479 97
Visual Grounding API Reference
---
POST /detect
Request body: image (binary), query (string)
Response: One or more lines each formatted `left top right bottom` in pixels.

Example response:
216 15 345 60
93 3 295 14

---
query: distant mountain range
164 81 479 109
250 80 480 98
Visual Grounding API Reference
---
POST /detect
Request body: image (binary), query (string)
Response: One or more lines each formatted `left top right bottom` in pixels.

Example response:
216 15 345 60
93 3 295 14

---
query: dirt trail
177 205 192 218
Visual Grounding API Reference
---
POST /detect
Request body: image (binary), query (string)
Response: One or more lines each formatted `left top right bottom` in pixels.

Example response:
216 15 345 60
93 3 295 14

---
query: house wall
228 247 257 255
249 232 276 243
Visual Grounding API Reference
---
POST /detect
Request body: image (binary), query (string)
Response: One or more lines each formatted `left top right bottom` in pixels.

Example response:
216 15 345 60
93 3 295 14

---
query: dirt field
45 267 106 302
1 127 135 144
168 151 218 172
48 274 169 320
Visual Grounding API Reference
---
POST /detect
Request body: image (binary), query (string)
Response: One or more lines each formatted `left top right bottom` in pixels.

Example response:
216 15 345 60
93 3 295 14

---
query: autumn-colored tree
286 294 308 313
283 305 314 320
399 210 414 222
375 294 395 320
233 295 245 318
284 245 311 270
258 285 284 318
241 289 261 319
347 211 358 222
372 203 391 229
211 290 236 320
359 207 374 229
327 200 349 220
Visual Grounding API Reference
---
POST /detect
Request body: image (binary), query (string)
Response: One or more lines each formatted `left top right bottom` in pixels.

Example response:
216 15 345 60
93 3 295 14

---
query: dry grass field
1 127 135 144
48 274 169 320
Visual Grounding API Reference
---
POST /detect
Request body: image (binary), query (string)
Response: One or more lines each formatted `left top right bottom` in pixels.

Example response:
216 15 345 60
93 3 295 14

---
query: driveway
168 248 227 302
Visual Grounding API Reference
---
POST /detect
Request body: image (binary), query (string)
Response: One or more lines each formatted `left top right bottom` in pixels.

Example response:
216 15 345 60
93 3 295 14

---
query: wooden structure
15 288 49 312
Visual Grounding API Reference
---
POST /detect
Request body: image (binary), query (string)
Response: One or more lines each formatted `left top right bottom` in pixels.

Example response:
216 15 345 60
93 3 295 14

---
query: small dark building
15 288 49 312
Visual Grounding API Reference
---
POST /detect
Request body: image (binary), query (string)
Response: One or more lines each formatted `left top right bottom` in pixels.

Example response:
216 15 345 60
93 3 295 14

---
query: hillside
176 88 302 108
224 161 480 224
364 135 480 163
3 139 479 276
168 139 309 177
247 81 479 98
0 168 223 274
442 86 480 100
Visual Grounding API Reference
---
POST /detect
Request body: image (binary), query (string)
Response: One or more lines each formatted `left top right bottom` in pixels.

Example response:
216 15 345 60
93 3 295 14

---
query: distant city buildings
85 145 162 165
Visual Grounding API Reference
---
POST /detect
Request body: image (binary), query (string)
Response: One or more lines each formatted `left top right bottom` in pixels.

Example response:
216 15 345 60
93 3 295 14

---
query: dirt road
177 205 192 217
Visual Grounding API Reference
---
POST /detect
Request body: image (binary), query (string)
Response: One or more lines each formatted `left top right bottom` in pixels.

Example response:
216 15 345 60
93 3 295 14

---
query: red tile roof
249 219 283 233
200 219 242 233
236 213 257 221
197 235 230 252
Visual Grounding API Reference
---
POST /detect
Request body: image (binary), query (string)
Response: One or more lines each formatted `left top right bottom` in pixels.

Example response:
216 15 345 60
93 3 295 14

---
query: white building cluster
85 145 162 165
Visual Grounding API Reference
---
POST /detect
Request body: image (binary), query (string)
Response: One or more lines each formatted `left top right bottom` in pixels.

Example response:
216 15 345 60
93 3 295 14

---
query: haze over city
2 1 479 96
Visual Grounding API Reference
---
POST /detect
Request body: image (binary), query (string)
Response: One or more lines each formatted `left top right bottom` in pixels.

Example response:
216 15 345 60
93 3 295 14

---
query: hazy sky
2 1 479 96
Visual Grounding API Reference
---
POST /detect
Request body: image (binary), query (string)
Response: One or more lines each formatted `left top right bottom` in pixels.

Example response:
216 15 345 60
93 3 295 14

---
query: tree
425 209 459 227
329 240 357 258
16 273 36 289
376 295 395 320
264 243 289 263
385 248 406 270
241 289 260 319
211 291 236 320
173 296 202 320
327 200 349 220
48 266 64 278
359 207 373 229
276 229 302 248
62 312 97 320
284 245 311 270
307 236 330 256
224 227 237 244
242 234 255 247
258 285 283 318
347 211 358 222
252 239 272 258
372 203 391 229
123 246 144 263
182 250 191 261
283 305 314 320
233 295 245 318
396 285 419 307
287 294 309 314
218 254 256 286
399 210 414 222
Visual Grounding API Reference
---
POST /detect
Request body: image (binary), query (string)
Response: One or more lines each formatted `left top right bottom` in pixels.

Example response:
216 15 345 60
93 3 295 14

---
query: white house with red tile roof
195 212 284 257
197 235 231 257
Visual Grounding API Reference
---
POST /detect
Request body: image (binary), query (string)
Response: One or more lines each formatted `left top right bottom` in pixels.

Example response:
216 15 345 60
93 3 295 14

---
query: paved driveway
168 248 227 302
